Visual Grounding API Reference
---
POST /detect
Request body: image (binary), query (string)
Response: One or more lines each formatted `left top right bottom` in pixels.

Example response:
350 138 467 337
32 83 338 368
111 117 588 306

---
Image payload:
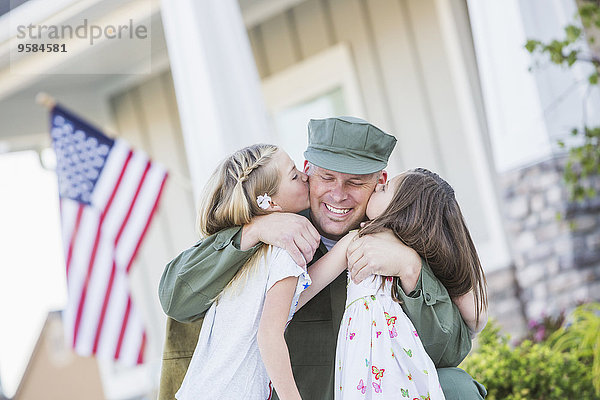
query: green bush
460 312 598 399
549 303 600 396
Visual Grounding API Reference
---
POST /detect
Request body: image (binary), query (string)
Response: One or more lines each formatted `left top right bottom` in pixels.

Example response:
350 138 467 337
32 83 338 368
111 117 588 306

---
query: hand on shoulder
241 212 320 266
346 229 421 291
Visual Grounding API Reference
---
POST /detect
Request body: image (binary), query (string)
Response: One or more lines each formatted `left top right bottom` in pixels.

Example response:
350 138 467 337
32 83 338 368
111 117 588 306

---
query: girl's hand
296 231 357 309
347 230 421 293
241 213 320 266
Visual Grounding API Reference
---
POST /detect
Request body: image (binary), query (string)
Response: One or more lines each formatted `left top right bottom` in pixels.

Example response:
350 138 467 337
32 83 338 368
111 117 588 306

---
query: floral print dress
335 272 445 400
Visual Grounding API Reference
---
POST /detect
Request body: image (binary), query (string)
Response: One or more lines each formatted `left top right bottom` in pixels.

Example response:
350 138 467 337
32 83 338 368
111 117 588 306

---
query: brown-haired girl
299 168 487 400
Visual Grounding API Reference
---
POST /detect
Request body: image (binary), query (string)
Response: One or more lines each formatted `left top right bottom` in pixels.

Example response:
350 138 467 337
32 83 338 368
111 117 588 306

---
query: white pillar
434 0 512 271
466 0 552 172
160 0 271 203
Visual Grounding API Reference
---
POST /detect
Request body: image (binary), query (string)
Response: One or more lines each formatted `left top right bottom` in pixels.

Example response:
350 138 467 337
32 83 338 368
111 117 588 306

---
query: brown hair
196 144 281 298
360 168 487 324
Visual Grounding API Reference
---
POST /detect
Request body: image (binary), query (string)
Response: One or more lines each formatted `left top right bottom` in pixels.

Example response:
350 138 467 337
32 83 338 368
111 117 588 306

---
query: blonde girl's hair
360 168 488 325
196 144 281 298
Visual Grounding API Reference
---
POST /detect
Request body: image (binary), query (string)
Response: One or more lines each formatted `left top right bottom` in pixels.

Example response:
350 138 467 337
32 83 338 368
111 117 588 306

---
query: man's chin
320 221 359 240
310 211 361 239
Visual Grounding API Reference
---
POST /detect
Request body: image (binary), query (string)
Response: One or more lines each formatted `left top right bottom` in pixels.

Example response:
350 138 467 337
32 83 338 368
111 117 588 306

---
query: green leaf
525 39 540 53
589 72 599 85
555 211 562 221
565 25 582 42
566 50 578 66
586 187 597 198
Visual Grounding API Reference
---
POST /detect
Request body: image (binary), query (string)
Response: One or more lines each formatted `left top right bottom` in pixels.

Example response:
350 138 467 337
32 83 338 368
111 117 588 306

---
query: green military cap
304 116 397 174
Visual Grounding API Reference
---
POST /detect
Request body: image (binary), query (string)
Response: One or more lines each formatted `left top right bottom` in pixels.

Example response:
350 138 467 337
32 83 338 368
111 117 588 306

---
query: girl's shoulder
265 246 310 291
267 246 307 269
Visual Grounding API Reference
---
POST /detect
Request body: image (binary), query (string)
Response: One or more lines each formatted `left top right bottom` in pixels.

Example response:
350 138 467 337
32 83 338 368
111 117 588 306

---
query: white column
466 0 552 172
434 0 512 271
160 0 271 203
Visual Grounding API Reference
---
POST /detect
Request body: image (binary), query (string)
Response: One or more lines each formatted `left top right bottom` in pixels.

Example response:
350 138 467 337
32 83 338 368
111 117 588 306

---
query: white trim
262 43 365 118
465 0 553 172
240 0 307 28
0 132 50 153
0 0 159 102
0 0 85 42
436 0 512 271
260 43 366 172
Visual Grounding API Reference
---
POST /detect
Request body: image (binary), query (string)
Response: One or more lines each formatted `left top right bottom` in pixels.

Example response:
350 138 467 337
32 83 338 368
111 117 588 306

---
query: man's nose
330 181 347 202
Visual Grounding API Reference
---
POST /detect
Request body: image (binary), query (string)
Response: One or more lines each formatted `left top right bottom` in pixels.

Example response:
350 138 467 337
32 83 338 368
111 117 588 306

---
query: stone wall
492 155 600 338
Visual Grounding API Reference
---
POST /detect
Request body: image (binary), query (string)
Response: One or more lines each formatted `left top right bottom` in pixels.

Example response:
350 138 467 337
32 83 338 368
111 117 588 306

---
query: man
158 117 486 399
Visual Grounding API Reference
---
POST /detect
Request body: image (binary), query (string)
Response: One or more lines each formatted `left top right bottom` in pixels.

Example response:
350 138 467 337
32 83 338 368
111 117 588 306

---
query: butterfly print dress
335 272 445 400
176 247 311 400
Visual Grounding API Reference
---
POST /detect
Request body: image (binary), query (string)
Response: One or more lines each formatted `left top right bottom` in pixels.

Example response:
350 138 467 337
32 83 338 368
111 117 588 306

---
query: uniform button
212 240 227 250
425 293 432 302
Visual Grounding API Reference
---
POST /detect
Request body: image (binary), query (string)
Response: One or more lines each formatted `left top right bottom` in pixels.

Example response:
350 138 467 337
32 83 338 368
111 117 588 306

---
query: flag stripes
51 105 167 365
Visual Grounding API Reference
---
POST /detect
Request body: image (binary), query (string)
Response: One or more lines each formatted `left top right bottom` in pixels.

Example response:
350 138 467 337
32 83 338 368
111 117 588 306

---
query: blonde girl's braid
195 143 281 300
226 144 280 224
197 143 280 238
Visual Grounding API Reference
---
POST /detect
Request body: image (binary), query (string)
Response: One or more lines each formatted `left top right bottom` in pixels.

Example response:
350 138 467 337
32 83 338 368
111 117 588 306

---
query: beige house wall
14 313 104 400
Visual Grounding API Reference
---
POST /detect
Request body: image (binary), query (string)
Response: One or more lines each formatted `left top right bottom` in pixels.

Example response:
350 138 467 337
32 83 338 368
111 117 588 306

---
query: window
262 44 364 167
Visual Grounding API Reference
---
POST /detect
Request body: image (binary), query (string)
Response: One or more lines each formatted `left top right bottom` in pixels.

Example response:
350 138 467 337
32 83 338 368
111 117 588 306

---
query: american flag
49 104 168 365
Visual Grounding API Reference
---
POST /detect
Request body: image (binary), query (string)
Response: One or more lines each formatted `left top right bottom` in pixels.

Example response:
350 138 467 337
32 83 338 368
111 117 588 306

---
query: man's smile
323 203 352 217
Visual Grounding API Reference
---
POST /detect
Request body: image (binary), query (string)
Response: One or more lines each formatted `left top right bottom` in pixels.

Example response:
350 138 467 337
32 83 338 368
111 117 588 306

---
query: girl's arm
452 290 488 336
296 231 357 309
257 276 302 400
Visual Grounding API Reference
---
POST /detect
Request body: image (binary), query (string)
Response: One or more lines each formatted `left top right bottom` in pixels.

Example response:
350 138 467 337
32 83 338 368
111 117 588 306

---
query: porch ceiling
0 2 167 146
0 0 302 147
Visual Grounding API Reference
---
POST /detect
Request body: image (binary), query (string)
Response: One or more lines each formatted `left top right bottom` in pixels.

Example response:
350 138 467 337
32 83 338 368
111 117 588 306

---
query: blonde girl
299 168 488 399
176 144 311 400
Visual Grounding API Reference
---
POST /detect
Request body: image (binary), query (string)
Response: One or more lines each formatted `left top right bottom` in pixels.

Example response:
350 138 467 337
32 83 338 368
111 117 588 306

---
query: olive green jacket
158 226 473 399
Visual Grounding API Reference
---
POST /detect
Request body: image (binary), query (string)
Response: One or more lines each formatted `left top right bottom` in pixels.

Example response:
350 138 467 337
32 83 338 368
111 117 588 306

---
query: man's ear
303 160 309 174
268 202 283 212
378 170 388 184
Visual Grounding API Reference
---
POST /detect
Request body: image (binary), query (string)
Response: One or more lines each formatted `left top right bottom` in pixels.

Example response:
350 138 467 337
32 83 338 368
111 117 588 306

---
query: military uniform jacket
158 224 472 400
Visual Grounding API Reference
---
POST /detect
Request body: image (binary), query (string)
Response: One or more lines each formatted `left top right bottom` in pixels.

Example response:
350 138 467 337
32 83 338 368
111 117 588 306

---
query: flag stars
51 118 113 204
53 115 65 126
74 130 85 142
51 127 62 139
86 137 98 148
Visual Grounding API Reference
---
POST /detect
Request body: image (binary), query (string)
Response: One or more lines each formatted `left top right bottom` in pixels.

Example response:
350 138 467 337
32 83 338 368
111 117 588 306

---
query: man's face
304 161 386 240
